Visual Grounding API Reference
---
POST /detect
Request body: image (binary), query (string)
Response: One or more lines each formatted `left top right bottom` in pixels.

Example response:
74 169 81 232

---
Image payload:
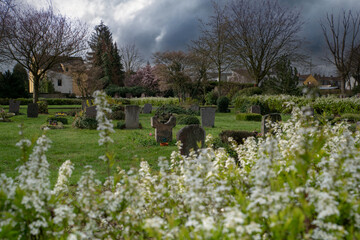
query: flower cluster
0 107 360 239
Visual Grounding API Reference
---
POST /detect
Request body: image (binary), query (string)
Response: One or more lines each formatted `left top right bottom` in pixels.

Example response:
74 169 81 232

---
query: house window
58 79 62 86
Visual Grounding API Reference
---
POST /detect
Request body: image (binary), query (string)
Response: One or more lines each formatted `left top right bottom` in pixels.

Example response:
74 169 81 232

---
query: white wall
47 70 73 93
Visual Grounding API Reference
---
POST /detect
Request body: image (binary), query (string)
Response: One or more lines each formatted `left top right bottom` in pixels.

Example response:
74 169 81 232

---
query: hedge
0 98 82 105
236 113 262 121
233 95 360 115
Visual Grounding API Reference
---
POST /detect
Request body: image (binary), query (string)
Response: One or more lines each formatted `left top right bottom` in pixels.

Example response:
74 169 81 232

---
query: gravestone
190 104 200 113
85 106 97 119
151 115 176 143
143 103 152 114
125 105 140 129
126 93 132 99
9 100 20 114
27 103 39 118
141 93 146 98
249 105 261 114
301 106 314 117
200 107 216 127
176 125 206 156
261 113 282 135
82 99 93 110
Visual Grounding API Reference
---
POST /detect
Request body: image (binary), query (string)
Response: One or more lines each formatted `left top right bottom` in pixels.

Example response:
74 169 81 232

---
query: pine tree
87 21 124 88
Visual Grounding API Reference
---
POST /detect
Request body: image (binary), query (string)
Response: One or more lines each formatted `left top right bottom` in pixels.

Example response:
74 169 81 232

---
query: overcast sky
18 0 360 74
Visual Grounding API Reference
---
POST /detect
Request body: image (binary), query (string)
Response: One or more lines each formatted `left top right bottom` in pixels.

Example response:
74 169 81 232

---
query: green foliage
46 116 68 125
233 95 360 115
205 91 218 105
217 96 230 113
37 101 48 114
72 115 98 129
0 64 29 98
116 120 126 129
105 85 148 98
176 114 200 125
155 104 188 116
126 97 179 106
87 21 124 88
236 113 262 121
219 130 257 144
232 87 263 101
111 110 125 120
261 56 301 95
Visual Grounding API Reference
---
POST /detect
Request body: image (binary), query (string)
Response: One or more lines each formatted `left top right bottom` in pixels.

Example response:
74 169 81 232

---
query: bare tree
227 0 303 86
0 0 15 62
191 1 233 96
1 4 88 102
120 43 143 74
153 51 192 101
350 43 360 86
321 10 360 93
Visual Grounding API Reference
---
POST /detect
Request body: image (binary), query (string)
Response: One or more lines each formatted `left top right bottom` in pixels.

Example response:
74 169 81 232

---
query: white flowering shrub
1 93 360 239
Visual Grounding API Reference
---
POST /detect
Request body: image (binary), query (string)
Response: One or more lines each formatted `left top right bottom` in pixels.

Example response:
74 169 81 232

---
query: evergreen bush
217 96 230 113
236 113 262 121
176 114 200 125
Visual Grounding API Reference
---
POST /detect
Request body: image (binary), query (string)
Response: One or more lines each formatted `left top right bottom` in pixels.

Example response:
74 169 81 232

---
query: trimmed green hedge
233 95 360 115
0 98 82 105
236 113 262 121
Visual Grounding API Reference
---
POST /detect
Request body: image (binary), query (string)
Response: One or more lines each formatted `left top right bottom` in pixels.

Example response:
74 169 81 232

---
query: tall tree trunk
341 75 346 94
33 76 40 103
218 68 222 96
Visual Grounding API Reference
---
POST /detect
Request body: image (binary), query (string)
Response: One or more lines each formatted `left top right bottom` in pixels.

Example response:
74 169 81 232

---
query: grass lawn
0 105 267 185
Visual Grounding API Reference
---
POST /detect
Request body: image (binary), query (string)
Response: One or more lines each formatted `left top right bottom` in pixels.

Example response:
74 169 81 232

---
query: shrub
217 96 230 113
116 120 126 129
111 110 125 120
72 115 97 129
66 109 80 117
219 130 257 144
236 113 262 121
176 114 200 125
233 87 262 98
47 116 68 125
205 91 218 105
38 101 48 114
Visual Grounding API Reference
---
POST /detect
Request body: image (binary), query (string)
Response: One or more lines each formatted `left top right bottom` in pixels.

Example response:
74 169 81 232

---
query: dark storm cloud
17 0 360 74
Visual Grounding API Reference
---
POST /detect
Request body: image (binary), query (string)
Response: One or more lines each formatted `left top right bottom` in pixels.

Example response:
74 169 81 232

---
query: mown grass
0 105 269 185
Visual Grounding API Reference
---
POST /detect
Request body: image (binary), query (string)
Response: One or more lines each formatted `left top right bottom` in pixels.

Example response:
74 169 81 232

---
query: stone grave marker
261 113 282 135
200 107 216 127
176 124 206 156
85 106 97 119
249 105 261 114
9 100 20 114
126 93 133 99
143 103 152 114
27 103 39 118
82 99 93 110
151 115 176 143
125 105 140 129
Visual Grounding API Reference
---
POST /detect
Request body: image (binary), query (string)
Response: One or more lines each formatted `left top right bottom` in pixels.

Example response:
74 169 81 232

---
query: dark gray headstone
27 103 39 118
82 99 93 110
9 100 20 114
85 106 97 119
200 107 216 127
176 125 206 156
261 113 282 135
249 105 261 114
143 103 152 114
126 93 133 99
151 115 176 143
125 105 140 129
